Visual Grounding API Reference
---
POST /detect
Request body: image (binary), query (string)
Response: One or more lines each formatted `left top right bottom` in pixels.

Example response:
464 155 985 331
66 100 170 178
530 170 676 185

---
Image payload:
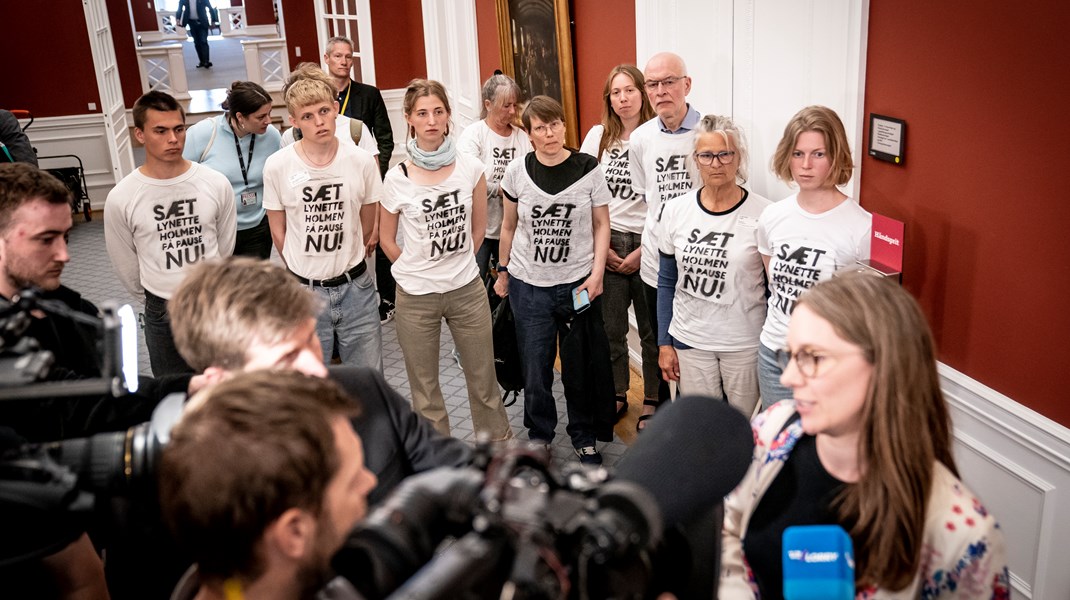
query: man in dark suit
176 0 217 68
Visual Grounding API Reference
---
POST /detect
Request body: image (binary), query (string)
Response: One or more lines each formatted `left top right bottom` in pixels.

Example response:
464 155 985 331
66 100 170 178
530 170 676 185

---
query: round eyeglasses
694 151 736 166
775 347 864 379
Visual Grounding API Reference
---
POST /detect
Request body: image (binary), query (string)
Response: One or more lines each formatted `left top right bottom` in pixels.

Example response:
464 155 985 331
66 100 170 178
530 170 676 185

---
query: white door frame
83 0 135 180
420 0 482 130
313 0 377 86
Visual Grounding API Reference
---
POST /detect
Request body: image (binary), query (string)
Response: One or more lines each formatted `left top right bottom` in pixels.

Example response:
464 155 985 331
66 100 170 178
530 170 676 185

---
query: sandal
615 396 628 422
636 398 660 432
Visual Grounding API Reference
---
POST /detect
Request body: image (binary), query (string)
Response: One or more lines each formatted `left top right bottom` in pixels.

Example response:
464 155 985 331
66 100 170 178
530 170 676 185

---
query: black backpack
487 274 521 407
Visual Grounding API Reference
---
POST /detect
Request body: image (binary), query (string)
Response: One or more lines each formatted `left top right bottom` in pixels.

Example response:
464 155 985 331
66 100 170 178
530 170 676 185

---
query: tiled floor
66 216 631 468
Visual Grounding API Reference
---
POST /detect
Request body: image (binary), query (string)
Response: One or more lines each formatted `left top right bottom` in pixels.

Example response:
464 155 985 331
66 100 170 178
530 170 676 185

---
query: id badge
240 190 257 206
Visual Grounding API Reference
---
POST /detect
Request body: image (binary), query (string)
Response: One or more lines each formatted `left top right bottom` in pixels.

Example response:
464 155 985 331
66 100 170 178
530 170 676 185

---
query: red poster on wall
870 213 904 273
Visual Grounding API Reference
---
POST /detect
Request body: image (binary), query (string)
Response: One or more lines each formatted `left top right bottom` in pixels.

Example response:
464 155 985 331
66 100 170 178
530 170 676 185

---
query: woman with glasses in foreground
656 115 770 416
719 272 1008 599
494 96 611 464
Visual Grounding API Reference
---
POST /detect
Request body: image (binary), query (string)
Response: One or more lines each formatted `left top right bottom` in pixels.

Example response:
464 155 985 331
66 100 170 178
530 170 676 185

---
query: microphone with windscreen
615 394 755 526
783 524 855 600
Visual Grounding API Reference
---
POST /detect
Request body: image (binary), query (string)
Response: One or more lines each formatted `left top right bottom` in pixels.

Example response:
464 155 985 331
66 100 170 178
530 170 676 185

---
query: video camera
336 395 756 600
0 287 157 566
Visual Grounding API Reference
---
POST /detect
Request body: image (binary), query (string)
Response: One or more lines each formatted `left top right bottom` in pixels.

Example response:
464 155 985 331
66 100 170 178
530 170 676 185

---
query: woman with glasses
579 64 659 430
379 79 512 441
183 80 281 258
720 272 1008 599
457 74 531 280
755 106 871 407
656 115 770 416
494 96 612 464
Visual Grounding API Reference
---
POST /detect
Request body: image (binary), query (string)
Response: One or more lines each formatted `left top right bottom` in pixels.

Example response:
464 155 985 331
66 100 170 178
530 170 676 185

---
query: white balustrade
241 37 290 93
135 44 190 101
219 7 246 37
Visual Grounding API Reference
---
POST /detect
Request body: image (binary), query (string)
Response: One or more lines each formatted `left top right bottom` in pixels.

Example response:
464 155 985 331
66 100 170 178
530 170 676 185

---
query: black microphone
615 395 754 527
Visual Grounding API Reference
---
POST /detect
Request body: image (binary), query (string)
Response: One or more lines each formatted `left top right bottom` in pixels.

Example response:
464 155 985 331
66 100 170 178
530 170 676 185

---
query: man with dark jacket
176 0 217 68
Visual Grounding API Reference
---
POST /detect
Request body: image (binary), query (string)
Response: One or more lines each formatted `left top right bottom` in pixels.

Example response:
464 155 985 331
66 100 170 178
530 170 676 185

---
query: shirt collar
658 104 701 134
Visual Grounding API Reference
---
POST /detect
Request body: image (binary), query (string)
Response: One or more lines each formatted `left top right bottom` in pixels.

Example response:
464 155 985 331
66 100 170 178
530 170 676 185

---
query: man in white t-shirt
263 70 384 370
628 52 702 422
105 91 236 376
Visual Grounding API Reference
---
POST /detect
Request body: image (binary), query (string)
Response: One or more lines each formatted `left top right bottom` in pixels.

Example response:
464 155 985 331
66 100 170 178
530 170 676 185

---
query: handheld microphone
782 525 855 600
615 395 754 527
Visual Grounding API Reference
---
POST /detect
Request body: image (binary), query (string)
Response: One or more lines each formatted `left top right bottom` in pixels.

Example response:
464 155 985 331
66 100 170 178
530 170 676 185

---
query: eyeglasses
531 120 565 137
694 151 736 166
644 76 686 91
775 348 864 379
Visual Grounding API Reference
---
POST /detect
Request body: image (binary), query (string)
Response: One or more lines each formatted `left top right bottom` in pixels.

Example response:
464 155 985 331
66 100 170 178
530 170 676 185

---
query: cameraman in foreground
161 371 378 599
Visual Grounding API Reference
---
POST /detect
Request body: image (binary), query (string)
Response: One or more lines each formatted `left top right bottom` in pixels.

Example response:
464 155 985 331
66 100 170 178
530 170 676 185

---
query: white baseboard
23 113 117 210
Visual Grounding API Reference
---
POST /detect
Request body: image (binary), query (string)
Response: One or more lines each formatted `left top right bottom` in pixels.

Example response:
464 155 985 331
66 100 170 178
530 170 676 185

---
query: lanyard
339 83 352 115
231 129 256 186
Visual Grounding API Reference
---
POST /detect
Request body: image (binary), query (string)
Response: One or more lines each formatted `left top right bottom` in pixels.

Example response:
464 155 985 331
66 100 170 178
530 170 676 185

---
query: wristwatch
497 264 508 273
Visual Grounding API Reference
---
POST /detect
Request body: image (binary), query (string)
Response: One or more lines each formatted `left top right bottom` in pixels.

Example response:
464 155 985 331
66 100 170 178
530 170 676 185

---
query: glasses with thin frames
531 120 565 137
644 76 686 91
694 151 736 166
775 348 864 379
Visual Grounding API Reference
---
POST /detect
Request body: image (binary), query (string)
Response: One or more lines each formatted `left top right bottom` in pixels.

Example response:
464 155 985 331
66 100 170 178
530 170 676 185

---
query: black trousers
188 20 210 65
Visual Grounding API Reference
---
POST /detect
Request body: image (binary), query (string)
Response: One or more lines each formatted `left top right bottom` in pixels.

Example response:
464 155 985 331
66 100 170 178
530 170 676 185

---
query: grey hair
695 114 750 184
479 74 523 119
324 36 354 55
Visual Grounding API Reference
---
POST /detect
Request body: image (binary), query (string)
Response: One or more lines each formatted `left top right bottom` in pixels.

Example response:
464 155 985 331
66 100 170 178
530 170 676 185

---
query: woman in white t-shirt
380 79 512 441
579 64 663 431
755 106 871 407
457 74 531 280
657 115 770 416
494 96 612 464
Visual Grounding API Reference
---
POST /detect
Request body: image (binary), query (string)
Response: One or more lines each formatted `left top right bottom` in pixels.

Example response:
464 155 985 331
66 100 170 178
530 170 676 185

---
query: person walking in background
579 64 660 431
457 73 531 280
176 0 217 69
755 106 871 407
657 115 770 416
380 79 512 441
324 36 398 323
183 81 281 259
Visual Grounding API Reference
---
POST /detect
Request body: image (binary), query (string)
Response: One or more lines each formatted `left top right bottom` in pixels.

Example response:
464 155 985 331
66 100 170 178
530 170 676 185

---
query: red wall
130 0 157 32
245 0 276 26
475 0 502 81
279 0 319 71
571 0 636 135
370 0 426 89
0 0 101 117
106 0 145 108
861 1 1070 425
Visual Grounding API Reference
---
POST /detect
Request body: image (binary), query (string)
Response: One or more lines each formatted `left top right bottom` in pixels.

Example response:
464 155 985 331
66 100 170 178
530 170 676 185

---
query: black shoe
205 61 212 68
379 299 396 324
575 446 602 465
195 63 205 68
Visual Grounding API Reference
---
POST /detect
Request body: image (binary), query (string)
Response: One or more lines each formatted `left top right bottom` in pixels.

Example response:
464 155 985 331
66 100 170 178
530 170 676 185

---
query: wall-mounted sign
868 114 906 165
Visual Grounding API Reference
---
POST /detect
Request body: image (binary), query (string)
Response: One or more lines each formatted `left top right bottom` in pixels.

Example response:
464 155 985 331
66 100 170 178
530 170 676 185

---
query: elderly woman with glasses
720 272 1008 599
656 115 770 415
494 96 612 464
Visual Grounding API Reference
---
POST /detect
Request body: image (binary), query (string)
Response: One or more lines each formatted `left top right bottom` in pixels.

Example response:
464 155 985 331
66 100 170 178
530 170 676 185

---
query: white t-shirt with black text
381 153 483 295
456 121 531 240
262 143 382 280
580 125 644 234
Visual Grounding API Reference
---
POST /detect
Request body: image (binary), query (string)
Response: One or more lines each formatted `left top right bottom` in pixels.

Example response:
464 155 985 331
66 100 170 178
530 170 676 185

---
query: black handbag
487 274 522 407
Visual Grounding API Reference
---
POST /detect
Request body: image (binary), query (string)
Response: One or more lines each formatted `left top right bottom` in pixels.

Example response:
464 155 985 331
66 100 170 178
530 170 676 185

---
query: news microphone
615 395 754 527
782 525 855 600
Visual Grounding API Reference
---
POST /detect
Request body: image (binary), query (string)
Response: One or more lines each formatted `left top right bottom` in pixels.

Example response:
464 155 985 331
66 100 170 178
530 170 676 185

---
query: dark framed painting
496 0 579 148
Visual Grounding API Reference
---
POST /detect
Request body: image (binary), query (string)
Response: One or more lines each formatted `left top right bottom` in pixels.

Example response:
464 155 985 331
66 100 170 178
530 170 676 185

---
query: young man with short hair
105 90 235 376
264 72 383 370
161 371 378 600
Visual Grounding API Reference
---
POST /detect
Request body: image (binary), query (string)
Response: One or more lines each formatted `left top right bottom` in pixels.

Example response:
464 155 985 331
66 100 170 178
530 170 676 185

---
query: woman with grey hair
656 115 771 416
457 74 531 279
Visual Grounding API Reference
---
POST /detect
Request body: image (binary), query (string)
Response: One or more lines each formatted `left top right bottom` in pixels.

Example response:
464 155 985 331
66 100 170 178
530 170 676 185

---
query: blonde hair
169 257 321 371
402 78 452 139
771 105 854 187
283 62 336 115
796 272 956 590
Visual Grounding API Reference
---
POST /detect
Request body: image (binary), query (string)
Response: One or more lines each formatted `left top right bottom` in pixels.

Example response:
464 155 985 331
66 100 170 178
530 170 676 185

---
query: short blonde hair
169 257 321 371
283 62 336 115
771 105 854 187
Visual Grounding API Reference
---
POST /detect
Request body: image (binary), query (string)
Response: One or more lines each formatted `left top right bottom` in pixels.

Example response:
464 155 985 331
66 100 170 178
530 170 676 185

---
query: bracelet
497 264 509 273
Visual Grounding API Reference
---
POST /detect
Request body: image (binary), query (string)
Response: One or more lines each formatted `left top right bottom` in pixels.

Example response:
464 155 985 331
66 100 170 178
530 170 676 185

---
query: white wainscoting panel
942 364 1070 600
23 114 118 211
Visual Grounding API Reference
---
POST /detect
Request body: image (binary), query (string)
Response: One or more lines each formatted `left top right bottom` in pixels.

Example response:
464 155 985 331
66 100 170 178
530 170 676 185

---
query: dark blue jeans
234 215 272 259
144 291 193 377
508 275 596 448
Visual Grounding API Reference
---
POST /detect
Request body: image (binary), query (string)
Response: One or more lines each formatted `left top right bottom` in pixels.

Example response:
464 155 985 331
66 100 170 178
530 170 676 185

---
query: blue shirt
657 104 701 135
183 116 282 230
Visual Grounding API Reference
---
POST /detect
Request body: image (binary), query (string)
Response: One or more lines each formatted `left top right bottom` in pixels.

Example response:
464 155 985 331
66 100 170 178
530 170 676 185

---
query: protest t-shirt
457 120 531 240
580 125 644 234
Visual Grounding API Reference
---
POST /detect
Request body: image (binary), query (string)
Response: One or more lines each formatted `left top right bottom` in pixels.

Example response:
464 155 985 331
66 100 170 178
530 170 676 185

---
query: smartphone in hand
572 287 590 313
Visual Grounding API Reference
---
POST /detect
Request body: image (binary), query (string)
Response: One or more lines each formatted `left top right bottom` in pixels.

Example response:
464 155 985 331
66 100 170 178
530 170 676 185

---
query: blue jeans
757 343 793 409
509 275 596 448
312 269 383 371
143 291 193 376
475 238 500 282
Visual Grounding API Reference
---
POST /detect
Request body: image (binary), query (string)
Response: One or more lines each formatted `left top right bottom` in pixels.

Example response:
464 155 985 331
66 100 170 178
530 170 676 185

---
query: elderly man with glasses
628 52 703 429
